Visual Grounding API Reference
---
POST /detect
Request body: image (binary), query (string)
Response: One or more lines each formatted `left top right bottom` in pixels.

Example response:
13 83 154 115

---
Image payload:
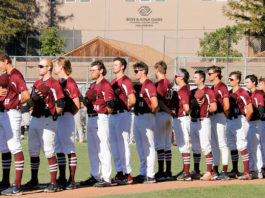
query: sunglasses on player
208 72 215 76
228 78 236 81
38 65 47 69
134 69 143 74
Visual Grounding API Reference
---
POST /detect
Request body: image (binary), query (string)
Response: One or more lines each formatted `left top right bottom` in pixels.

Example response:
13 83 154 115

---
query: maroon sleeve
104 82 115 102
219 84 229 98
145 81 157 98
179 90 189 105
123 78 135 95
52 81 64 101
206 88 216 103
256 92 264 107
67 80 81 99
240 90 251 106
13 72 28 93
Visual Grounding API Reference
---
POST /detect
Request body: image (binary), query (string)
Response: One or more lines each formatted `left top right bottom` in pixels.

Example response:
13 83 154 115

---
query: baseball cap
175 70 184 78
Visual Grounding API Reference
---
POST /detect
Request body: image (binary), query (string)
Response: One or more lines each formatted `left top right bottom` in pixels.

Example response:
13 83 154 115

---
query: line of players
0 52 264 195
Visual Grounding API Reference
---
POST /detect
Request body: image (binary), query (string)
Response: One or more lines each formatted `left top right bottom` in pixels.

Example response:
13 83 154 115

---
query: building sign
126 6 163 27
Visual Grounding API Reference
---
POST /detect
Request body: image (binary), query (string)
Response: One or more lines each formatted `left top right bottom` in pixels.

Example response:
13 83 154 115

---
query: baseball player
74 99 85 143
0 53 30 195
245 75 264 179
109 57 136 185
189 70 217 181
133 62 158 184
173 69 192 181
81 60 115 187
23 58 65 193
20 102 31 140
257 77 265 177
153 61 175 182
226 71 253 180
53 57 81 190
207 66 230 180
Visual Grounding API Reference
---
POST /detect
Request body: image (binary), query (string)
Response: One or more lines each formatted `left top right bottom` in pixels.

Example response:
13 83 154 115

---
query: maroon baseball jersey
155 78 174 111
89 78 115 114
134 79 157 114
111 75 135 111
4 68 28 110
177 85 191 117
190 86 216 118
228 87 251 118
32 77 64 117
212 81 229 113
249 90 264 121
60 77 81 114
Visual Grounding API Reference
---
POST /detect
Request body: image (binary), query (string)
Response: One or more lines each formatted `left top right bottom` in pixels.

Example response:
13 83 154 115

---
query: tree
40 27 65 56
0 0 37 51
223 0 265 51
197 25 243 59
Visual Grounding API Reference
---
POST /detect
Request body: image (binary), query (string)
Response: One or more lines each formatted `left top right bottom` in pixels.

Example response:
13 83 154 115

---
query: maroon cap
0 73 9 88
37 84 50 98
85 89 97 102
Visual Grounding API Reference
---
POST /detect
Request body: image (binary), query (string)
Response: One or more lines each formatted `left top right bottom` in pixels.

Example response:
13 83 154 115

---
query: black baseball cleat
80 176 98 186
133 174 145 184
1 184 22 196
0 181 10 192
65 181 77 190
94 180 111 187
177 172 192 181
22 180 40 190
44 183 59 193
155 172 165 182
216 171 230 180
111 172 124 184
144 177 156 184
56 178 67 190
228 170 240 179
165 171 175 181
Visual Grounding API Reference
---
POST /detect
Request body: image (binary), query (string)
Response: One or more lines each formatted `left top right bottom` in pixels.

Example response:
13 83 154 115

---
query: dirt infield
20 179 265 198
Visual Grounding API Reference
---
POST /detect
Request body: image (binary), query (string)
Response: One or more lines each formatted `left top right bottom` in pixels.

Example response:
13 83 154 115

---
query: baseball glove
0 73 9 88
85 89 97 102
194 89 205 100
37 84 50 98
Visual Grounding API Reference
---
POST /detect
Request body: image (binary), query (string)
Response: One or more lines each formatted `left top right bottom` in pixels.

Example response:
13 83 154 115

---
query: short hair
195 70 206 83
180 68 189 84
245 74 258 86
91 60 107 76
56 57 72 75
259 77 265 83
133 62 148 75
229 71 242 83
41 58 53 71
154 60 167 74
113 57 127 71
208 65 222 79
0 52 12 64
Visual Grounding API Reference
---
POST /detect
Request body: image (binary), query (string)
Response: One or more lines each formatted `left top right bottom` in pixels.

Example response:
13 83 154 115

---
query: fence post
184 57 187 68
174 57 177 74
244 57 247 83
13 56 16 68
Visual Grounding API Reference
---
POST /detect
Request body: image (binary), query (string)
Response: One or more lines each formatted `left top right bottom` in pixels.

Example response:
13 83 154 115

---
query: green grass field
7 139 243 184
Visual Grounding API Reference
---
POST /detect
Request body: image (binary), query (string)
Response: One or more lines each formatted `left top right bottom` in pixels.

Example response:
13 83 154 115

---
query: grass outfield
6 139 244 185
99 184 265 198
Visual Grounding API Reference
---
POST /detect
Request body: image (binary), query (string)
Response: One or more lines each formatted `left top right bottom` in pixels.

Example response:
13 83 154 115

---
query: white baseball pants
74 110 84 141
247 120 263 172
55 112 76 154
173 116 191 154
86 114 112 183
134 113 155 178
0 110 22 154
226 115 249 152
210 113 229 166
109 111 132 174
154 112 172 151
28 116 57 158
190 118 212 155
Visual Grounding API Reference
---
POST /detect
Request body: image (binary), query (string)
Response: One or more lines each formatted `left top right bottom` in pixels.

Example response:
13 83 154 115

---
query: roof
64 36 172 66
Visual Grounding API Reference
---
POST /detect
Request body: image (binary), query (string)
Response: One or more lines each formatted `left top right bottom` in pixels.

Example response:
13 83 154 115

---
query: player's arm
72 97 80 115
245 103 253 121
20 90 30 104
183 104 191 115
0 88 7 97
150 96 158 114
223 98 230 117
209 102 217 113
128 93 136 108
